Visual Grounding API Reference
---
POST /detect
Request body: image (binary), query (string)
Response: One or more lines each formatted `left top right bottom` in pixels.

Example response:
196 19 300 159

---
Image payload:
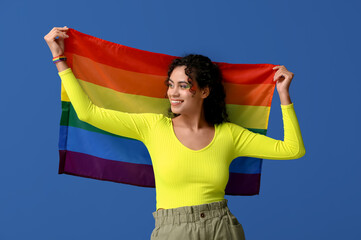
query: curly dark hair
164 54 230 125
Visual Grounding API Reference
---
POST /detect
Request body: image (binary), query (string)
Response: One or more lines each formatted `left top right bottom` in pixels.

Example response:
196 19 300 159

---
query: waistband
152 199 230 227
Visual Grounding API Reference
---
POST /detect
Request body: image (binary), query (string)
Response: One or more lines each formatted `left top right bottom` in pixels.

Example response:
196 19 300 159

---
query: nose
168 85 180 97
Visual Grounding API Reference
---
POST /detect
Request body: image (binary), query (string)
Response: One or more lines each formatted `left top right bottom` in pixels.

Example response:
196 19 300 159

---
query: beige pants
151 199 245 240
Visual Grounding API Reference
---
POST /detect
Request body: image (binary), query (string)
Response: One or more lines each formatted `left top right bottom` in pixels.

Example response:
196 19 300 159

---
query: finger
273 65 286 70
273 73 280 81
276 73 291 82
272 65 283 70
55 28 69 33
49 29 64 38
274 72 286 81
54 29 69 38
273 69 284 77
47 31 68 42
52 26 69 30
46 31 59 41
51 27 69 35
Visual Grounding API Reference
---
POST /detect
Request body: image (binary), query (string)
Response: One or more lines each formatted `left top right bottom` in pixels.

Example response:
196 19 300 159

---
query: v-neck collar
169 118 217 152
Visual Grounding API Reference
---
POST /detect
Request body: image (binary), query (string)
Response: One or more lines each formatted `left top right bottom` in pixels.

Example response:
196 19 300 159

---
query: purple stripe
58 150 66 174
225 172 261 195
59 150 155 187
58 150 260 195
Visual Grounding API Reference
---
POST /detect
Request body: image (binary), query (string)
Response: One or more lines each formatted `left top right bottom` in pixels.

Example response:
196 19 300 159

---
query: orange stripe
225 83 274 106
69 53 274 106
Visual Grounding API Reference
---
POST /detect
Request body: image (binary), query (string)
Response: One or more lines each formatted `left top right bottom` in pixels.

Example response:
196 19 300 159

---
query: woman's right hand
44 26 69 57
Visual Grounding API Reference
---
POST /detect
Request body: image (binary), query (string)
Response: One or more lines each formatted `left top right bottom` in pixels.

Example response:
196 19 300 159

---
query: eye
167 82 174 88
180 84 191 89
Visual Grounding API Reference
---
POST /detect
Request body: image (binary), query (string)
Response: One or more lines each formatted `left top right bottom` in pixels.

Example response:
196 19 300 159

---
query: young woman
44 26 305 240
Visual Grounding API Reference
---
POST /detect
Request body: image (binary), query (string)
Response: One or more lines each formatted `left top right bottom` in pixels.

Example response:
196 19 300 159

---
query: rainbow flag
58 28 277 195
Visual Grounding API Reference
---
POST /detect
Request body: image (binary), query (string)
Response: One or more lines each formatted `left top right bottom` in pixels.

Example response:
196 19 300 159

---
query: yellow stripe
61 83 70 102
62 79 169 114
62 78 270 129
227 104 270 129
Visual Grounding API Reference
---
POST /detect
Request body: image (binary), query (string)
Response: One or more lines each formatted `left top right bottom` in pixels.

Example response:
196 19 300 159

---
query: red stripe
64 28 278 84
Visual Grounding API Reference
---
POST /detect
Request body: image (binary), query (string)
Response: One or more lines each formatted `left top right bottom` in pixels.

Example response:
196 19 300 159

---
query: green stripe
61 101 267 138
60 101 70 126
61 101 132 139
248 128 267 135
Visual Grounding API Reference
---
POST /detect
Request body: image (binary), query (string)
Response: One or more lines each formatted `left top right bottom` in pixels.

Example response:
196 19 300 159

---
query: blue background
1 0 360 239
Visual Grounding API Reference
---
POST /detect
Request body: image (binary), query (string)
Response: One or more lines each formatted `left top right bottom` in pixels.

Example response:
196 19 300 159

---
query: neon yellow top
59 68 306 210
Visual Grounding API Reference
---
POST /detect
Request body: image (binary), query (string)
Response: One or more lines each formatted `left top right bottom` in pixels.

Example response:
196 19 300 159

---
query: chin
171 109 180 115
170 107 182 115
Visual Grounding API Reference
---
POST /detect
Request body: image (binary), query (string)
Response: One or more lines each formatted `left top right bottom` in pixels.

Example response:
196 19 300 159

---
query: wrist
52 51 64 58
279 92 292 105
278 90 290 96
53 55 67 64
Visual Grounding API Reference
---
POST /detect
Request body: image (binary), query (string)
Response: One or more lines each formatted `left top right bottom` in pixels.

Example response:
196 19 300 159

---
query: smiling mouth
170 100 183 106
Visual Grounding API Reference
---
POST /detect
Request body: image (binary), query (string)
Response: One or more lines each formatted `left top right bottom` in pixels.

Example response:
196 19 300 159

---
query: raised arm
229 103 305 160
230 65 305 160
44 26 161 142
58 68 162 142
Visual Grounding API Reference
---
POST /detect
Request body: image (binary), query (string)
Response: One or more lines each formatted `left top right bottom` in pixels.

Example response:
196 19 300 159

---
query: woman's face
167 66 209 116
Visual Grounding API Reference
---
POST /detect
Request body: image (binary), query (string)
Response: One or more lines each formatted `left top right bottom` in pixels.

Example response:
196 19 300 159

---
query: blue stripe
59 126 262 174
229 157 262 174
59 125 68 149
60 126 152 165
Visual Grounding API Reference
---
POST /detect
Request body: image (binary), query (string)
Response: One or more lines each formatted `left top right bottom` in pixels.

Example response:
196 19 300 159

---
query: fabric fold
58 28 277 195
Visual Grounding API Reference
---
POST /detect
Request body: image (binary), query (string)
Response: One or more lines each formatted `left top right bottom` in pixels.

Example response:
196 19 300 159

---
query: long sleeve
58 68 162 142
229 103 306 160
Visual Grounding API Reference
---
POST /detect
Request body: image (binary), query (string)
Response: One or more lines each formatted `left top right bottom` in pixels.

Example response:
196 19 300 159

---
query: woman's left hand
272 65 294 94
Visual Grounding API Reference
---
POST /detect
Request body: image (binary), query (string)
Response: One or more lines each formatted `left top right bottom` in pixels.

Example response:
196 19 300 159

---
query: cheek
190 85 197 91
189 85 197 95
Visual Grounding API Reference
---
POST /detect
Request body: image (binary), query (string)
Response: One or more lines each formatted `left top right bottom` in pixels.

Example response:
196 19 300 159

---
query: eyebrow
168 78 190 84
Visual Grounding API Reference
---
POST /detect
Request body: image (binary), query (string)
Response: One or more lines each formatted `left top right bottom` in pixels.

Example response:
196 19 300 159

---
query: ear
201 86 210 99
